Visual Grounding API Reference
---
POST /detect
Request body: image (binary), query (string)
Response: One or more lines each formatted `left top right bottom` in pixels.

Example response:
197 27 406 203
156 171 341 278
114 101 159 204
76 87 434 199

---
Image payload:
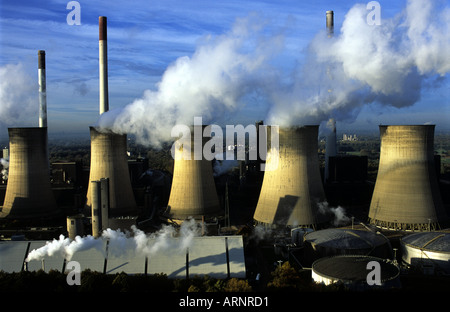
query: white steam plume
0 63 37 126
318 202 351 227
25 219 201 262
267 0 449 125
97 13 283 147
97 0 449 147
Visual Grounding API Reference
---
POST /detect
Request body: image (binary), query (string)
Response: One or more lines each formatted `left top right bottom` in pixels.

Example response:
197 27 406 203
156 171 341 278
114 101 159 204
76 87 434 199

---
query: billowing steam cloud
25 218 201 262
267 0 450 126
97 0 449 147
97 13 283 147
0 63 37 126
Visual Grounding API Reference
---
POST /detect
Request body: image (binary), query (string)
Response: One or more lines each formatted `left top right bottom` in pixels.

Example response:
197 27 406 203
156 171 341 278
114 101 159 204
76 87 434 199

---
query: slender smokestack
38 50 47 127
326 10 334 38
99 16 109 114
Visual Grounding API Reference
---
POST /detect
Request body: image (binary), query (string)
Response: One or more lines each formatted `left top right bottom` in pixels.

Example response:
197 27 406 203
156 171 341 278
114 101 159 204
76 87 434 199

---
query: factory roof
0 235 246 279
304 228 389 250
401 232 450 253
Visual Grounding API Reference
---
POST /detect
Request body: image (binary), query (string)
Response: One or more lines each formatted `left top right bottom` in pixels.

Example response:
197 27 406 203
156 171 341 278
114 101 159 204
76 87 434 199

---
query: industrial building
0 235 246 279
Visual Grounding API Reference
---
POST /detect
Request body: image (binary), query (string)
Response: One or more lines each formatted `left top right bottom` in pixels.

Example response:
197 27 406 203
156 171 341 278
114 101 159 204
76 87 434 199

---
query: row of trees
0 262 339 292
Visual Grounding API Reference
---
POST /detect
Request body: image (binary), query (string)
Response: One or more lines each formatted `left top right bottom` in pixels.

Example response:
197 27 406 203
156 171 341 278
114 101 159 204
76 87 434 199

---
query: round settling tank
303 228 392 266
401 232 450 275
311 255 400 289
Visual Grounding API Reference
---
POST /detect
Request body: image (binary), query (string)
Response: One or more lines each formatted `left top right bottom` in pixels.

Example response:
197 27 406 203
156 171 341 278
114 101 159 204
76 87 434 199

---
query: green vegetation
0 262 344 292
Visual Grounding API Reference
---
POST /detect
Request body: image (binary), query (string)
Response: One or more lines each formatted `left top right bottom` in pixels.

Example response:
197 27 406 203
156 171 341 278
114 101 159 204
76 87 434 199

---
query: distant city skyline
0 0 449 142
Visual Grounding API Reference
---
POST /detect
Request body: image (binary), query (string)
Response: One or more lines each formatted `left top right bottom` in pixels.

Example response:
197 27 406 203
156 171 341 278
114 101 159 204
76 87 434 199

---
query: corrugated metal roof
0 236 246 278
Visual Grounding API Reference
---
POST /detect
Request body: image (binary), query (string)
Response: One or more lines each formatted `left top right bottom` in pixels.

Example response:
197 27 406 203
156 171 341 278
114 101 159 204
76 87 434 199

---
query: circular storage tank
312 255 400 290
303 228 392 266
401 232 450 275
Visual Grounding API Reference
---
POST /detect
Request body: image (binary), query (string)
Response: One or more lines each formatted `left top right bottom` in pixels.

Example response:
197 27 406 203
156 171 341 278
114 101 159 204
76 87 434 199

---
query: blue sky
0 0 449 140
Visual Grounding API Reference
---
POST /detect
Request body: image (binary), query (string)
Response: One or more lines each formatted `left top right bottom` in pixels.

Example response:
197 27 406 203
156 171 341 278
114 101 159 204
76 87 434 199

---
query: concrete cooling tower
0 127 59 221
167 125 221 221
253 126 330 228
368 125 447 231
85 127 137 217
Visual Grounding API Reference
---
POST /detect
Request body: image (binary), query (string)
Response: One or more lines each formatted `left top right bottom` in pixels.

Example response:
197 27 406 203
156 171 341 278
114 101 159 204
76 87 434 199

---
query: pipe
99 16 109 114
38 50 47 127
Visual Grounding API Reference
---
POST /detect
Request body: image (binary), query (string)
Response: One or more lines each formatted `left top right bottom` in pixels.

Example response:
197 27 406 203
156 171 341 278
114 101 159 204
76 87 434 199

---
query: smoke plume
97 0 448 147
0 63 37 127
25 219 201 262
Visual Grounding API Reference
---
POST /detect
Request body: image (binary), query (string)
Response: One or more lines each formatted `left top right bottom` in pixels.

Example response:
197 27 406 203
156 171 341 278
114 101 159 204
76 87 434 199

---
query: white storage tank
401 232 450 275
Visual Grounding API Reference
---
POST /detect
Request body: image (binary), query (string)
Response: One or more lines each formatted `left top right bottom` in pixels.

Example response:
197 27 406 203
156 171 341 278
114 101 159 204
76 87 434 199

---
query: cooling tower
0 127 59 221
253 126 330 228
85 127 137 217
368 125 447 231
167 125 221 221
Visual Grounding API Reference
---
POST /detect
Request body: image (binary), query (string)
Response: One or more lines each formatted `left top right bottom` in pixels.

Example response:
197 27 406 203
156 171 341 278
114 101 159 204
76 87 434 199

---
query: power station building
85 127 138 218
368 125 448 231
167 125 222 222
253 126 330 228
0 127 60 222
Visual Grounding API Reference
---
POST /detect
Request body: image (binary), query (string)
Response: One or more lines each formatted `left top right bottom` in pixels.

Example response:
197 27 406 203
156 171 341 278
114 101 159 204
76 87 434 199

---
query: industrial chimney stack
85 17 137 218
253 126 330 228
38 50 47 128
368 125 448 231
326 10 334 37
99 16 109 115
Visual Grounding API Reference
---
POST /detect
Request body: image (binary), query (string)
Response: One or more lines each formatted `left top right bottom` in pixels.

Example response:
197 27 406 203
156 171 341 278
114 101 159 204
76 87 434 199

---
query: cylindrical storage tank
311 255 400 290
67 215 84 239
303 228 392 267
167 125 221 221
253 126 329 228
85 127 137 217
401 232 450 275
0 127 60 221
368 125 447 231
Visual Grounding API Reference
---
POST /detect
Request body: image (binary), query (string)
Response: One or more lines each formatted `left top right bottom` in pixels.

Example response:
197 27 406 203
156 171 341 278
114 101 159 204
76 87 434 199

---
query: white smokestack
38 50 47 127
99 16 109 114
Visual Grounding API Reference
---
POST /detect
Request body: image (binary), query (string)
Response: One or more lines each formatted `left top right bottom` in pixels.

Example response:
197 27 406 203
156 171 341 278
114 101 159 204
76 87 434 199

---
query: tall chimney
324 11 336 183
326 10 334 38
38 50 47 127
368 125 448 231
253 126 330 228
99 16 109 114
